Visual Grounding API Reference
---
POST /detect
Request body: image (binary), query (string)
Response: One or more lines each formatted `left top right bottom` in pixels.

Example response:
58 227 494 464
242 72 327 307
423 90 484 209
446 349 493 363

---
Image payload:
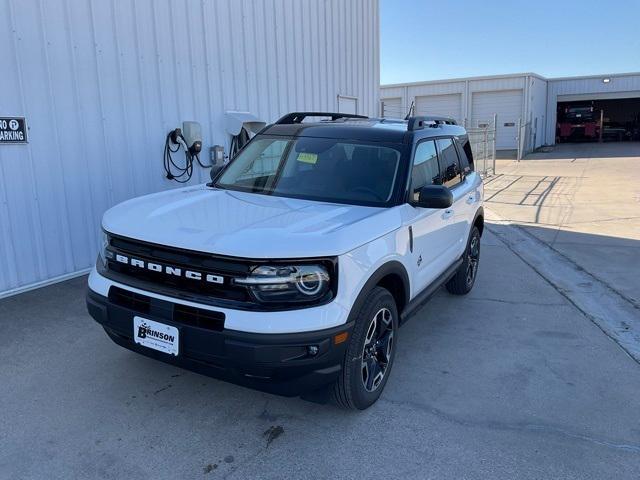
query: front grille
104 235 252 304
100 233 338 311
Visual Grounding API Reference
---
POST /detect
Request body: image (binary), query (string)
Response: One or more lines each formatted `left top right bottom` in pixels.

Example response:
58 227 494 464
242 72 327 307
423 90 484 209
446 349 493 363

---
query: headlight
99 230 109 267
235 264 331 304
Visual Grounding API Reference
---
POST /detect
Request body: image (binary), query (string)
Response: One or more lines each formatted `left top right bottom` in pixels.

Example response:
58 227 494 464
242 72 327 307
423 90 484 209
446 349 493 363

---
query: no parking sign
0 117 28 144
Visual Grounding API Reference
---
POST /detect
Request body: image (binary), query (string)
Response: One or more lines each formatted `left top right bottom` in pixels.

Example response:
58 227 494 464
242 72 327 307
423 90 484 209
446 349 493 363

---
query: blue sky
380 0 640 84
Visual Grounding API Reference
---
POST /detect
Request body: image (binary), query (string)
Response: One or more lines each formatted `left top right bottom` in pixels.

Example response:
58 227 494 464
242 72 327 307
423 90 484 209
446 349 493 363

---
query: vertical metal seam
131 0 155 194
7 0 49 280
0 9 21 288
199 0 217 151
62 0 100 258
0 150 19 289
37 0 77 271
87 0 116 206
167 0 183 122
110 0 138 198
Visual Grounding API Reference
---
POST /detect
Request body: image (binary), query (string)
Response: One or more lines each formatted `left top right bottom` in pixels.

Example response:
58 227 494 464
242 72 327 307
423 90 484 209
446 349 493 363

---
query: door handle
442 209 454 220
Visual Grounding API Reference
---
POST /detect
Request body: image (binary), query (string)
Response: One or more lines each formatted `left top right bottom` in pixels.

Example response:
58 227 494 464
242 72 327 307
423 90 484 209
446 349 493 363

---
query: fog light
307 345 319 356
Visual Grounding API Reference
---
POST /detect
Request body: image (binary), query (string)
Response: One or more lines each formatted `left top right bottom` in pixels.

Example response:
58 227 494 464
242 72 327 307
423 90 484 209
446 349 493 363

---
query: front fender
335 228 412 319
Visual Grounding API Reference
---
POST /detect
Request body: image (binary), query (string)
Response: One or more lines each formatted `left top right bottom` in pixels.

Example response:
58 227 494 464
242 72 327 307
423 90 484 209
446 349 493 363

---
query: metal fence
516 117 538 160
466 115 497 177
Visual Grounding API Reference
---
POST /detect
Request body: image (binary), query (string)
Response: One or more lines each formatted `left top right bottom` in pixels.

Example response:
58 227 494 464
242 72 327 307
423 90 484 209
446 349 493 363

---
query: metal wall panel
0 0 380 297
382 75 530 128
380 97 403 118
415 94 463 123
528 76 548 147
471 90 523 149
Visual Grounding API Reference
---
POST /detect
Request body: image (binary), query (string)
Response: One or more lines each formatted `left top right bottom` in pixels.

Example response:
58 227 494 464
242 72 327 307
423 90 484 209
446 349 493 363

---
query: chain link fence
467 124 496 177
516 117 539 160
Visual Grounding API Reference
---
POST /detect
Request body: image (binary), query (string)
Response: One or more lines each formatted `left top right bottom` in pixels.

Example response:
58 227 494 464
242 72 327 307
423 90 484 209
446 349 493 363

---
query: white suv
86 112 484 409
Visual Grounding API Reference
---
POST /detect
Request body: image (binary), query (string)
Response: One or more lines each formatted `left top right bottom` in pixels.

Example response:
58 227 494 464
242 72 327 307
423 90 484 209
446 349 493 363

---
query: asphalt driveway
2 220 640 479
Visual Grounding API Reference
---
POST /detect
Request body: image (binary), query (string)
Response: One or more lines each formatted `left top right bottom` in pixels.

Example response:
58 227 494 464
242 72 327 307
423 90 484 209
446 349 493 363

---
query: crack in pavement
465 296 567 307
381 397 640 453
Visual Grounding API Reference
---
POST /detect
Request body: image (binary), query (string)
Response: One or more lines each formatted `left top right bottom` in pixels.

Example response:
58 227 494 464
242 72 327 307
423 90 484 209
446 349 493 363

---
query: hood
102 186 402 258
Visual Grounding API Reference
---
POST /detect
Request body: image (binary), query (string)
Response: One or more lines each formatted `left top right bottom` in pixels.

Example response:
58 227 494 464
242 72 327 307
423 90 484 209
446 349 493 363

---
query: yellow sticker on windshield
297 152 318 164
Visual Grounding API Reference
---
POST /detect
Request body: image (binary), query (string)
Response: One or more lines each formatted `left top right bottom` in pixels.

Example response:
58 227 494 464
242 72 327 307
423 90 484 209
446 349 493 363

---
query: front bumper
86 288 353 397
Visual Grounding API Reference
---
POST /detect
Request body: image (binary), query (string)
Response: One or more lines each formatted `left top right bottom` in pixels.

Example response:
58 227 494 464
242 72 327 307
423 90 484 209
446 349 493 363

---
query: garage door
381 97 403 118
471 90 523 149
415 94 462 123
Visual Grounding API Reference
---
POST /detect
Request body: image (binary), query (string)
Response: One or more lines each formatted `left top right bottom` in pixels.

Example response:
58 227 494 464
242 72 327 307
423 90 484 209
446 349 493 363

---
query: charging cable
163 128 208 183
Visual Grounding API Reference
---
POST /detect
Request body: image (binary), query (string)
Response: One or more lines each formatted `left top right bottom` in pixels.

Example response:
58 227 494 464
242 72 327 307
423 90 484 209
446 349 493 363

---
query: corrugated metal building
0 0 380 298
381 72 640 150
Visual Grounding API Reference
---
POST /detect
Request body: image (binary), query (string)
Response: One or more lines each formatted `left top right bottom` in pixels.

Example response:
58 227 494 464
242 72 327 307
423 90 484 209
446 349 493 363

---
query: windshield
215 136 402 206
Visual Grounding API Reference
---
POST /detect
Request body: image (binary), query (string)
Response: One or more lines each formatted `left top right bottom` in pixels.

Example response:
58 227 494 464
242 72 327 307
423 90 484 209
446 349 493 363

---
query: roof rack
274 112 369 124
407 116 457 131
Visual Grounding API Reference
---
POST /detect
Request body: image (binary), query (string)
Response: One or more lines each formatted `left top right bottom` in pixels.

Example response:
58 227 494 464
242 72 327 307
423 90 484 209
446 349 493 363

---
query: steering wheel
351 186 384 202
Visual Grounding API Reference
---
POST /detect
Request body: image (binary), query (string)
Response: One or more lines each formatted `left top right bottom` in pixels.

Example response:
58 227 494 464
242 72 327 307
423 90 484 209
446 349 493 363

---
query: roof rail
407 116 457 131
274 112 369 124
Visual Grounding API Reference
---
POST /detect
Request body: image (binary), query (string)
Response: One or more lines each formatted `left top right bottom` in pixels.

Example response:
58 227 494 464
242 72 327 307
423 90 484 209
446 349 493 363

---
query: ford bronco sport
86 112 484 409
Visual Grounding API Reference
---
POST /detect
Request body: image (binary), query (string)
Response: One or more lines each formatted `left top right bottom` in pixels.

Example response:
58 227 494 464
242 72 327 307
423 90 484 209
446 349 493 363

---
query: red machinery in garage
557 104 601 142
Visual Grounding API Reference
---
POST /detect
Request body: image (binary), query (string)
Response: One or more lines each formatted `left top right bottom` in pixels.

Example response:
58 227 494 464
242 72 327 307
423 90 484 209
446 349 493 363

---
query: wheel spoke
364 316 377 345
364 357 381 391
377 330 394 361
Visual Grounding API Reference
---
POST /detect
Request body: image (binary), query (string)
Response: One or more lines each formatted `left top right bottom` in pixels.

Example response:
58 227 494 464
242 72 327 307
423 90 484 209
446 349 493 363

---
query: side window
410 140 440 202
436 138 462 188
454 137 473 173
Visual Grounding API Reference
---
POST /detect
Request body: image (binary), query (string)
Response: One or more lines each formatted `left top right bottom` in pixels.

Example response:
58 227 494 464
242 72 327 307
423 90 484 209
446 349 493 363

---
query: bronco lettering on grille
114 254 224 284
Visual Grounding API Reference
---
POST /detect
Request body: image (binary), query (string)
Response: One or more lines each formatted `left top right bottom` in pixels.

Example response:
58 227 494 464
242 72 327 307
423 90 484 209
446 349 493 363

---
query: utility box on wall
0 0 380 297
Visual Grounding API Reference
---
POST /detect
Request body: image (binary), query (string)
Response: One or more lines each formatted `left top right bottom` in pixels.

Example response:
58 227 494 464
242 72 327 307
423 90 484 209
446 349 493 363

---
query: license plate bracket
133 317 179 356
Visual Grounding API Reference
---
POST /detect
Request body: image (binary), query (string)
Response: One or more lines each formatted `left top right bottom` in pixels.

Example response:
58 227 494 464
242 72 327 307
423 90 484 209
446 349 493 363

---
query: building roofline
381 71 640 90
381 72 546 89
546 71 640 82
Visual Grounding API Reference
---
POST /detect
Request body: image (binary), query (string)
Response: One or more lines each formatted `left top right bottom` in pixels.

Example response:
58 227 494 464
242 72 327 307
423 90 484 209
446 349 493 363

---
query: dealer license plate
133 317 179 356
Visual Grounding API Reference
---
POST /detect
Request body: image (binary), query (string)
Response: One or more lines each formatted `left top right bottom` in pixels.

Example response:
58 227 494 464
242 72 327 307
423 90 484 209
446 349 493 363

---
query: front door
403 139 454 296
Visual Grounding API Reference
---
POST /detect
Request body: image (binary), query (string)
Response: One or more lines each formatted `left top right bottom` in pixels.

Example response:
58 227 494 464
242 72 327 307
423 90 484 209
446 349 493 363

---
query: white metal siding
528 76 548 148
415 94 462 123
381 74 531 127
380 97 403 118
472 90 523 149
0 0 380 297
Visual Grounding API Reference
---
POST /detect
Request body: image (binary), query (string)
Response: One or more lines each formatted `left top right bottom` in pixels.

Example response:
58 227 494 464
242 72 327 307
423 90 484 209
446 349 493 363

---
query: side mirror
413 185 453 209
207 164 224 186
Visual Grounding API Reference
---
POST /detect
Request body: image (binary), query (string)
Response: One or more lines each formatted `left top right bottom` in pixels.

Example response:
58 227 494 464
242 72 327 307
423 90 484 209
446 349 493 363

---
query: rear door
435 137 474 260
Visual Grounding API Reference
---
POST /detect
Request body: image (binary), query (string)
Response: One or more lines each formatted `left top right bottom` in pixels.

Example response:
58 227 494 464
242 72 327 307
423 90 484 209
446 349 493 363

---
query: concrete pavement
2 225 640 479
487 142 640 307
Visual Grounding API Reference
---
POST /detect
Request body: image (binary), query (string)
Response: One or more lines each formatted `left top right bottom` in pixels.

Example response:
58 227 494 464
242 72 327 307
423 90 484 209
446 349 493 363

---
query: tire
445 225 481 295
333 287 398 410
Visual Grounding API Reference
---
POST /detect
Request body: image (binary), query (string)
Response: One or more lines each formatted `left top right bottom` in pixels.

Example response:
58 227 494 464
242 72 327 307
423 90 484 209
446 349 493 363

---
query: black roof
260 112 467 144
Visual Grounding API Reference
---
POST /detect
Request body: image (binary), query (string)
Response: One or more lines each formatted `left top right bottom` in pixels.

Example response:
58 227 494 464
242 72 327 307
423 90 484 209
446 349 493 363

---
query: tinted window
216 136 402 206
454 138 471 173
410 140 440 202
436 138 462 188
